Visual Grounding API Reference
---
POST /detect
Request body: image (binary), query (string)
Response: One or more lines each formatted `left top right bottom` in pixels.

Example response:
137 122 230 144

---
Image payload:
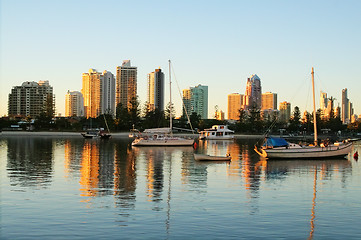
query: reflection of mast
308 166 317 240
166 152 172 235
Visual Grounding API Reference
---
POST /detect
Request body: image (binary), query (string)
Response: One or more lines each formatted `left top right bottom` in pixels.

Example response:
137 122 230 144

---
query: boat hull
194 153 231 161
132 138 194 146
259 143 353 159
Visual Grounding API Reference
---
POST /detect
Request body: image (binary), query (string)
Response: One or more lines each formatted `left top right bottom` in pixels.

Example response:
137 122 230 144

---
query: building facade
101 70 116 115
227 93 243 120
82 69 102 118
261 92 277 110
147 68 164 111
65 91 84 117
243 74 262 110
279 101 291 122
116 60 137 110
182 85 208 119
8 80 54 118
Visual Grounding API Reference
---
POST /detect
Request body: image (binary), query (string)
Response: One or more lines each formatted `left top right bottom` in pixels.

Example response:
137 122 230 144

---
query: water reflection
6 137 53 188
3 136 359 239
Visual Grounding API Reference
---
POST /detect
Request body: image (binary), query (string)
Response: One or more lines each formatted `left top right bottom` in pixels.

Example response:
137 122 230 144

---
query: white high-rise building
243 74 262 110
101 70 115 115
65 91 84 117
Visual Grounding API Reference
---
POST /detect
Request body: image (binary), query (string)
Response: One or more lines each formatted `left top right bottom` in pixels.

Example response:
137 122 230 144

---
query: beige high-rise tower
116 60 137 110
81 69 102 118
227 93 243 120
65 91 84 117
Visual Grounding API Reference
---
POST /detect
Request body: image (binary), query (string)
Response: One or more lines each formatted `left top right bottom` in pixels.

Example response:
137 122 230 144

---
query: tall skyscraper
8 80 54 117
341 88 349 124
261 92 277 110
243 74 262 110
182 85 208 119
65 91 84 117
116 60 137 110
147 68 164 111
101 70 116 115
227 93 243 120
82 69 102 118
279 101 291 122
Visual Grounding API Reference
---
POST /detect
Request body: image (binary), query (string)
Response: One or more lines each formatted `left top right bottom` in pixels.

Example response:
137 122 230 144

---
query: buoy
354 151 358 160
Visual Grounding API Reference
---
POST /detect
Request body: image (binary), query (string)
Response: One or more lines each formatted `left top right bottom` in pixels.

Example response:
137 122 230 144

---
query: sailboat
132 60 194 146
254 67 353 159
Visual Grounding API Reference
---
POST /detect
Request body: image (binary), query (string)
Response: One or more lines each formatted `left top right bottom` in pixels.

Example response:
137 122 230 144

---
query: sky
1 0 361 118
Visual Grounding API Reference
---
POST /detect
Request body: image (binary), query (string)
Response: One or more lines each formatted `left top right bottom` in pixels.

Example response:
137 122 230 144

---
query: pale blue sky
1 0 360 118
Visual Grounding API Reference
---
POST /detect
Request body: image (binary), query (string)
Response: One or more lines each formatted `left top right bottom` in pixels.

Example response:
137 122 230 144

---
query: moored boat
199 125 234 140
254 67 353 159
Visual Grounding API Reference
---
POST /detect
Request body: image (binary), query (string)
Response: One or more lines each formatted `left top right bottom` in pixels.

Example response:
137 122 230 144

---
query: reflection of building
6 137 53 187
116 60 137 110
8 80 54 118
65 91 84 117
279 101 291 122
228 93 243 120
79 141 100 198
147 68 164 111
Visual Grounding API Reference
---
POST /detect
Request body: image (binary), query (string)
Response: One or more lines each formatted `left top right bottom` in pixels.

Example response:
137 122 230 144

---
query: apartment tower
65 91 84 117
147 68 164 111
116 60 137 110
227 93 243 120
8 80 54 118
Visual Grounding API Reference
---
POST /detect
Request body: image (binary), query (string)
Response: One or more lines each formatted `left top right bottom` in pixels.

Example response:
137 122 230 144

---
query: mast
169 60 172 135
311 67 318 146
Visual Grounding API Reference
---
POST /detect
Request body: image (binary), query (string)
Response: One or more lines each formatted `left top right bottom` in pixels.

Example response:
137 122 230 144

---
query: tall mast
311 67 318 146
169 60 172 135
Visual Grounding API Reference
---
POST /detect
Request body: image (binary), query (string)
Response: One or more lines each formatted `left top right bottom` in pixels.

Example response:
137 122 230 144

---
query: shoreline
0 130 263 139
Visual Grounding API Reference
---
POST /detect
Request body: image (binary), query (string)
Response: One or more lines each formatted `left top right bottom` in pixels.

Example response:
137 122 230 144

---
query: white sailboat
132 60 194 147
255 67 352 159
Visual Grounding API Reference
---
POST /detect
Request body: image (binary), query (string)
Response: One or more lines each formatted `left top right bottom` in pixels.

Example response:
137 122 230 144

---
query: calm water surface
1 136 361 239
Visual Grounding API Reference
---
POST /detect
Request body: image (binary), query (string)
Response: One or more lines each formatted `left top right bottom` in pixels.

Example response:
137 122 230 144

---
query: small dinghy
194 153 231 161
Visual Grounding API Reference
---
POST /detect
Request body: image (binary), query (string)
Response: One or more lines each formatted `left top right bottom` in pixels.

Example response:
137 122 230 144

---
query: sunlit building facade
261 92 277 110
82 69 102 118
243 74 262 110
65 91 84 117
147 68 164 111
116 60 137 110
227 93 243 120
8 80 54 118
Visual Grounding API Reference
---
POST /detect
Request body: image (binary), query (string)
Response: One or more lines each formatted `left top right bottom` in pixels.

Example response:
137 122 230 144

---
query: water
1 136 361 239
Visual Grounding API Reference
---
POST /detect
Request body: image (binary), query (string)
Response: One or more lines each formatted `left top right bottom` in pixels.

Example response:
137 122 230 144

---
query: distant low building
8 80 54 118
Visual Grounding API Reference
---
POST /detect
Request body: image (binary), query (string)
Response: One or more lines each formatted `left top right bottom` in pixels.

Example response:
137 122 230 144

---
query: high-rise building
279 101 291 122
147 68 164 111
101 70 115 115
116 60 137 110
243 74 262 110
8 80 54 118
261 92 277 110
341 88 349 124
65 91 84 117
82 69 115 118
227 93 243 120
182 89 192 117
215 110 225 120
82 69 102 118
182 85 208 119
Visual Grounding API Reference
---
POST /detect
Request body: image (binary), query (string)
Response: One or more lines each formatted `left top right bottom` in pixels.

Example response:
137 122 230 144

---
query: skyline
1 0 361 118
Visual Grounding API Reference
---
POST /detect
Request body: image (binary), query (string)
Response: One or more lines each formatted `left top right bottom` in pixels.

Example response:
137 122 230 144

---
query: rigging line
169 61 195 135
